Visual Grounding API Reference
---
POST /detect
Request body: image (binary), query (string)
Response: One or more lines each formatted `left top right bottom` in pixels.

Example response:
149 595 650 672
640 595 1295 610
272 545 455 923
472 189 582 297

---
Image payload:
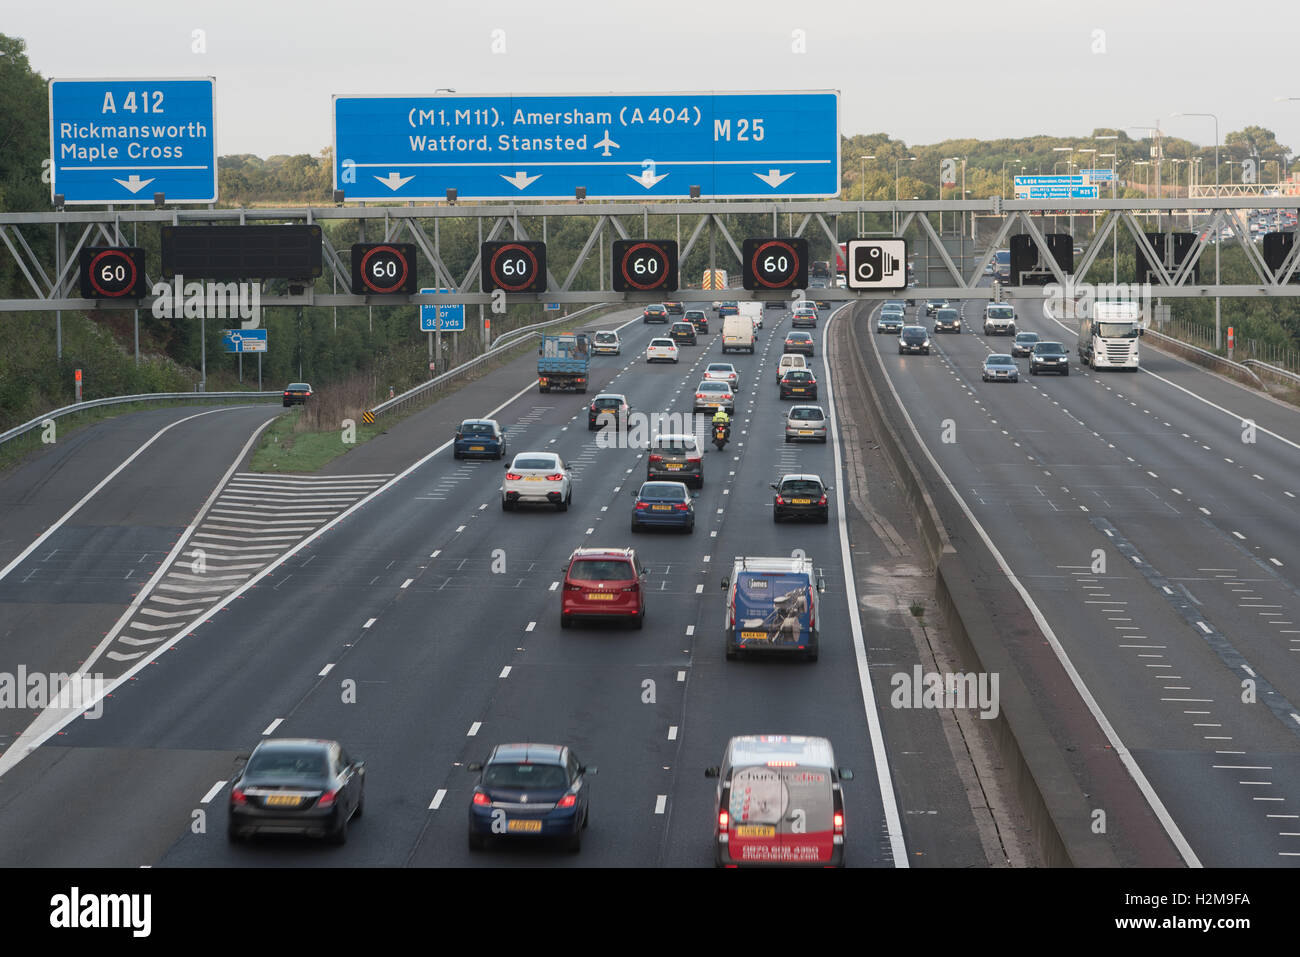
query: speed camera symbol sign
846 239 908 290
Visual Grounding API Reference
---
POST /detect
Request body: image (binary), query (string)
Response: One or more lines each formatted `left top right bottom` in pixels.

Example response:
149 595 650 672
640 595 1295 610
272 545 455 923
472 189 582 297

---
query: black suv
898 326 931 355
669 321 698 346
1029 341 1070 376
588 393 630 430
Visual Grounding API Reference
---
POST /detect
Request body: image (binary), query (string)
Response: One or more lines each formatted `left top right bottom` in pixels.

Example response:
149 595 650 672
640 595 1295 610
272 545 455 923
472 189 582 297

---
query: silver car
981 354 1019 382
703 362 739 388
785 405 828 443
692 380 735 413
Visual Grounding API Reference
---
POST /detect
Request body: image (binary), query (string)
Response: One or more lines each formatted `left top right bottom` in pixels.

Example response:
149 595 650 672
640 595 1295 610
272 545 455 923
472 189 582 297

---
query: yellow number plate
651 504 672 511
665 463 682 470
791 498 812 505
734 825 776 837
470 446 485 451
740 631 767 641
586 593 616 601
525 476 544 481
798 430 813 435
507 819 543 833
265 794 302 807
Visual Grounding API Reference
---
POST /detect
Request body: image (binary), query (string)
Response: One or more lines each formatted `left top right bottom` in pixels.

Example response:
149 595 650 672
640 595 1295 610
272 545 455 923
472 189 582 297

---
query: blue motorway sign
333 91 840 201
49 78 217 205
1020 185 1099 199
1081 168 1116 182
221 329 266 353
420 288 465 332
1014 175 1085 188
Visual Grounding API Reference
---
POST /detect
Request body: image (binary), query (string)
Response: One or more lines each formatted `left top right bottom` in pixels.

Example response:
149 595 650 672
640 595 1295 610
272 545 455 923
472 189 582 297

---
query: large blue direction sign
1021 185 1099 199
420 288 465 331
333 91 839 201
49 78 217 205
1014 175 1084 187
221 329 266 353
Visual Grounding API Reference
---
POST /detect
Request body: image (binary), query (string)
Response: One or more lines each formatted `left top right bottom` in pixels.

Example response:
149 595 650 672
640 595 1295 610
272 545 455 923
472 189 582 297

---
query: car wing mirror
720 577 729 591
352 760 366 773
839 768 854 781
704 766 720 778
467 762 483 772
817 577 827 593
581 766 598 776
504 462 510 469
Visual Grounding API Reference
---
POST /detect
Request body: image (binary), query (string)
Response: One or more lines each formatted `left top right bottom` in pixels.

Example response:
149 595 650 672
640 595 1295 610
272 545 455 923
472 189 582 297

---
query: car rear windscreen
484 763 567 789
514 457 557 470
568 560 634 582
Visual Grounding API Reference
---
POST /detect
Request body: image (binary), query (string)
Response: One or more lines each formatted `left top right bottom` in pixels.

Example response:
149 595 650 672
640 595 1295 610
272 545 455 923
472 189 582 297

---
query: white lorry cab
1078 299 1145 370
738 301 764 330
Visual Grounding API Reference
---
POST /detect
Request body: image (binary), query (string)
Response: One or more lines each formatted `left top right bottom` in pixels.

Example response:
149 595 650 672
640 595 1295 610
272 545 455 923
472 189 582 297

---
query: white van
738 301 764 330
722 315 755 354
776 353 807 382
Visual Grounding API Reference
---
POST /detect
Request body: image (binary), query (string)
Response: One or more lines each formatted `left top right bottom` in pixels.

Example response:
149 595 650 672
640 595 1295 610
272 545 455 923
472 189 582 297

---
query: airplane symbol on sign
594 130 620 157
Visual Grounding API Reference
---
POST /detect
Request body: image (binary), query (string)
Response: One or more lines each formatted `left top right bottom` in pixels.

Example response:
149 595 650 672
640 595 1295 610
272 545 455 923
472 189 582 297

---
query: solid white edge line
865 301 1202 868
823 303 909 868
0 407 244 584
0 360 558 780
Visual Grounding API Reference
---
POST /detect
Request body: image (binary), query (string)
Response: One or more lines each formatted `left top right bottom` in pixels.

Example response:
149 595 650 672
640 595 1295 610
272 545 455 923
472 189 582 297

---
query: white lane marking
695 584 703 594
1199 507 1211 515
0 407 244 584
467 722 481 736
401 578 414 589
586 527 594 535
455 525 466 533
686 625 695 636
1232 531 1246 540
262 718 283 736
677 670 686 681
865 301 1199 868
430 549 441 558
430 789 447 810
826 304 910 868
318 663 335 676
654 795 667 814
526 621 536 632
499 666 511 678
668 726 678 741
710 530 718 537
201 781 226 804
363 618 376 628
549 581 559 591
1271 558 1284 567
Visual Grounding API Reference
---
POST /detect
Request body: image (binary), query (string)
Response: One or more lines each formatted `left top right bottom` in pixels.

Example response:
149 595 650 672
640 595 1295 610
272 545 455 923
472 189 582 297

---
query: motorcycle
712 423 730 451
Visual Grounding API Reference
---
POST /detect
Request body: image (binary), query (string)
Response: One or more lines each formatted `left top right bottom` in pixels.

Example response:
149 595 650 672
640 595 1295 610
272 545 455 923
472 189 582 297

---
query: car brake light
775 496 785 504
648 454 662 463
505 472 522 480
318 788 338 809
818 495 827 505
621 583 639 593
546 473 564 481
564 582 581 591
557 794 577 809
635 502 649 510
766 761 796 767
674 503 690 511
718 810 729 832
472 791 491 806
231 786 247 805
283 391 290 396
834 812 844 833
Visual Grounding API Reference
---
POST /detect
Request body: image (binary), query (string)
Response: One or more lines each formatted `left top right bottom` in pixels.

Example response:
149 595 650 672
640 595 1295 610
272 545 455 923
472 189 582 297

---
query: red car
561 547 646 629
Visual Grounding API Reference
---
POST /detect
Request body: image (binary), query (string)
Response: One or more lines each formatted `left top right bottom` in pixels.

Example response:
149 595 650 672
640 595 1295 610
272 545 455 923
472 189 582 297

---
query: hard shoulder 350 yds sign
333 91 839 201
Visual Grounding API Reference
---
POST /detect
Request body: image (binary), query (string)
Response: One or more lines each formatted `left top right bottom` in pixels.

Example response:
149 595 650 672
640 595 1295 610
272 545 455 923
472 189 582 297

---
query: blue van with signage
721 556 826 661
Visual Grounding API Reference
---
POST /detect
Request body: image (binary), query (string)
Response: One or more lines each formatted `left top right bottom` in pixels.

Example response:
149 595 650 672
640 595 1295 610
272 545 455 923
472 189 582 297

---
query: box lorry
537 333 590 392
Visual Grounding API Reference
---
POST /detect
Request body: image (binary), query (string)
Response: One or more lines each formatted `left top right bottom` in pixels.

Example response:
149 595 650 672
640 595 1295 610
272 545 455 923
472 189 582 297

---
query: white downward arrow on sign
114 175 155 194
755 169 795 188
501 171 542 190
375 172 415 191
628 170 669 189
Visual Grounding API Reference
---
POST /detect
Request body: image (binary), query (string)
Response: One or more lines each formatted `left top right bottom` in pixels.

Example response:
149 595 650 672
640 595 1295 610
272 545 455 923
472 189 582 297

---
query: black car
282 382 313 407
467 743 595 852
685 309 710 334
898 326 931 355
1011 331 1040 357
924 299 949 316
1030 341 1070 376
772 473 831 523
228 738 365 844
669 321 698 346
664 301 684 315
643 304 669 323
588 393 629 430
932 308 961 333
783 331 815 356
780 369 818 400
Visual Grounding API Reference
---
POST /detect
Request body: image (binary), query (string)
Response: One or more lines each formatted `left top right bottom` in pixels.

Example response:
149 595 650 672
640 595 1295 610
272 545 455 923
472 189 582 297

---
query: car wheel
329 812 348 845
561 613 573 629
352 788 364 819
773 511 781 523
227 819 243 843
785 435 792 443
633 608 644 630
820 436 828 443
806 646 819 662
501 498 513 512
453 450 462 459
695 476 703 489
468 829 486 851
820 512 829 524
1063 368 1070 375
1030 367 1038 375
282 401 291 408
568 828 582 853
583 806 590 830
725 645 738 661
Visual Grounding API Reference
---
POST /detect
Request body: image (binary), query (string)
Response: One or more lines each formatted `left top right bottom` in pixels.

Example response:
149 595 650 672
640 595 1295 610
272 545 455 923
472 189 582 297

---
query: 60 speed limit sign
742 237 808 290
78 246 147 298
482 241 547 293
351 243 418 295
612 240 679 292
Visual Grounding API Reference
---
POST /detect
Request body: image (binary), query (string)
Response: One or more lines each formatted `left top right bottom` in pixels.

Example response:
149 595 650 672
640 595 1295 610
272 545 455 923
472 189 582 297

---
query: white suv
983 303 1016 336
502 452 573 512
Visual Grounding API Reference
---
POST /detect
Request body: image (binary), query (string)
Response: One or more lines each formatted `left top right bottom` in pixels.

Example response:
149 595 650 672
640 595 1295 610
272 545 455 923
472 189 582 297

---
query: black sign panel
161 225 323 280
742 237 808 290
351 243 418 295
1263 231 1300 282
78 246 147 299
1136 232 1166 285
612 240 679 293
1170 233 1201 284
482 241 547 293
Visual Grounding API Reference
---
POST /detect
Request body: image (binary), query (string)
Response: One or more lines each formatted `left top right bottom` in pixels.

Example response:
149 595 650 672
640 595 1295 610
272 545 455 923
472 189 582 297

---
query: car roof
901 325 927 332
460 418 499 427
653 433 697 443
778 472 824 483
707 362 735 368
592 393 626 401
986 354 1015 361
513 450 561 461
594 329 618 336
569 546 635 560
639 480 690 494
1015 331 1039 338
253 738 334 752
649 338 676 345
787 405 826 414
287 382 311 388
697 380 731 388
488 743 566 765
786 331 813 338
728 735 835 769
1034 341 1065 348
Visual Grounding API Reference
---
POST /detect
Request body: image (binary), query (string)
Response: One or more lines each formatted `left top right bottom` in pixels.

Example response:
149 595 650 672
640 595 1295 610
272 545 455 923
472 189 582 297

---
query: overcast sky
12 0 1300 158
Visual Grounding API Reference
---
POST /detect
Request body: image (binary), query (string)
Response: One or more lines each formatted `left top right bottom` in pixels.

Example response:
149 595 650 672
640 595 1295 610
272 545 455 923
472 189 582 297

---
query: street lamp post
859 154 875 235
894 156 916 234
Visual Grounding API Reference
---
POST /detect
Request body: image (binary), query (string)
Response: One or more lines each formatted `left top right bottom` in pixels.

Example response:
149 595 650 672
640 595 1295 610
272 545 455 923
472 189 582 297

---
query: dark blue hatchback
453 419 506 460
467 743 595 852
630 480 695 533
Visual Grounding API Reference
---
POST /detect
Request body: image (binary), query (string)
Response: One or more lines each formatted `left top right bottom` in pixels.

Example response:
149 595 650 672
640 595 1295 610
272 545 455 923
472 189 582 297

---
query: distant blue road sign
222 329 266 353
49 78 217 205
1014 175 1084 188
420 288 465 331
1019 185 1099 199
1081 168 1116 182
333 91 840 201
544 303 561 311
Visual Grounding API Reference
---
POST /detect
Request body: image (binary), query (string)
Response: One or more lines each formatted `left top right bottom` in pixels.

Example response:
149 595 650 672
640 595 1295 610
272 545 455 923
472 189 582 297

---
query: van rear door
726 764 836 864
